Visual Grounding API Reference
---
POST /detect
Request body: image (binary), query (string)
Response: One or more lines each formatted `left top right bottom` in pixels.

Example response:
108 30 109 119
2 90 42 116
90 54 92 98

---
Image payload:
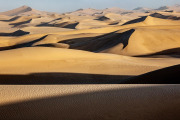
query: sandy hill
103 26 180 56
155 6 170 11
133 7 152 12
0 5 32 16
0 47 179 76
103 7 132 14
122 64 180 84
150 12 180 20
67 8 103 16
155 4 180 12
0 5 53 16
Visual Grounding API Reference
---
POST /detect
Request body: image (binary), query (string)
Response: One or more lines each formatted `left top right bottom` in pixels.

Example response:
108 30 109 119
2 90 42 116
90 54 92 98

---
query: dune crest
0 6 33 16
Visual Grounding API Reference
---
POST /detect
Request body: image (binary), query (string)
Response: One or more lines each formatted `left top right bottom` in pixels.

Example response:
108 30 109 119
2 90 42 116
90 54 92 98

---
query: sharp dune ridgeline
0 4 180 120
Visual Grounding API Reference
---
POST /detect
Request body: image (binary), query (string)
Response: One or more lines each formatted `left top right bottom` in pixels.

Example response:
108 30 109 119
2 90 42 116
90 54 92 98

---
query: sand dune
103 7 132 14
155 4 180 12
0 47 180 76
133 7 152 12
22 26 73 34
0 30 29 36
122 64 180 83
0 5 53 16
0 5 33 16
67 8 103 16
103 26 180 56
150 12 180 20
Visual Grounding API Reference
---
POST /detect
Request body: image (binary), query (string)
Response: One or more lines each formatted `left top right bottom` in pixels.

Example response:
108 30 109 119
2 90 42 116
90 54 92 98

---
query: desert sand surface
0 85 180 120
0 4 180 120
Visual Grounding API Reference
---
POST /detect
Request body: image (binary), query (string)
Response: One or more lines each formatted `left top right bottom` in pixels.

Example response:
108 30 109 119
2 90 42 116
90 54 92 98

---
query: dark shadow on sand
0 64 180 85
0 73 132 85
0 16 21 22
150 13 180 20
0 35 48 51
37 21 79 29
134 47 180 58
122 16 147 25
0 30 30 36
9 19 32 28
121 64 180 84
58 29 135 52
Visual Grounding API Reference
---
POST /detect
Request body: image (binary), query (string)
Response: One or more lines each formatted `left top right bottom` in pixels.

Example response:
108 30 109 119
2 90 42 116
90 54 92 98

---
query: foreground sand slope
0 85 180 120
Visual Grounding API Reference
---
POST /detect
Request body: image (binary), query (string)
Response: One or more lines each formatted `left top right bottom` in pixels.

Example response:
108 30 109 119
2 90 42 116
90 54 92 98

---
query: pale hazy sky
0 0 179 13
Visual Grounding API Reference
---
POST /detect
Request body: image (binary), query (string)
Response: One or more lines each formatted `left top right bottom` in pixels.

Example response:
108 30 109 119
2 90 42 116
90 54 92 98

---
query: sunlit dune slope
0 47 179 76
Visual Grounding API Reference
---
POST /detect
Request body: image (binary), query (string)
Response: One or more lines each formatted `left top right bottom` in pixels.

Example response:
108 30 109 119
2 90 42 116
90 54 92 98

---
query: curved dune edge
121 64 180 84
0 64 179 84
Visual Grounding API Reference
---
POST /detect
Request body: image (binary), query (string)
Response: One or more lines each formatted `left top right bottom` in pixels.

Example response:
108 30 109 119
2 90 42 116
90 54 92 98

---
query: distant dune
0 5 33 16
155 4 180 12
0 5 54 16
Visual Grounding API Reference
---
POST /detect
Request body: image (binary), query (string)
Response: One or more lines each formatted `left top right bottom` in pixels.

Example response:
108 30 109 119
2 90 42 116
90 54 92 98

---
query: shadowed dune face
0 73 132 85
122 16 147 25
0 36 47 51
0 16 21 22
0 64 180 85
58 29 135 52
9 19 32 28
135 47 180 58
0 30 29 36
95 16 111 21
150 13 180 20
37 21 79 29
121 64 180 84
